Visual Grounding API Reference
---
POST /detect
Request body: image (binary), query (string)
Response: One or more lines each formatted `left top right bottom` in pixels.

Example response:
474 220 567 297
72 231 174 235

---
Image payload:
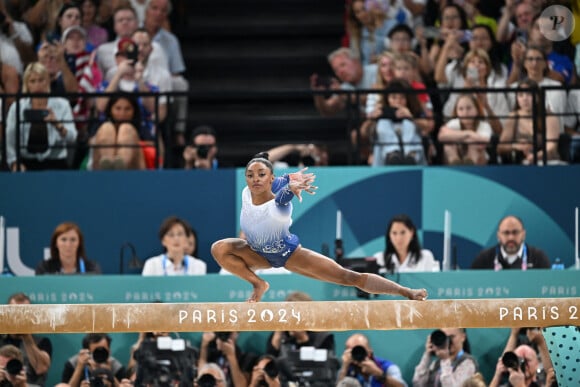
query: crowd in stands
313 0 580 167
1 0 580 170
0 0 187 172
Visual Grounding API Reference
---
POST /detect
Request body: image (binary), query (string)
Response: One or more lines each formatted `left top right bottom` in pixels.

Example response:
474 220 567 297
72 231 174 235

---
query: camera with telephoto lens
196 145 210 159
0 360 23 387
91 347 109 364
197 374 217 387
502 351 526 373
256 360 279 387
350 345 368 362
430 329 450 350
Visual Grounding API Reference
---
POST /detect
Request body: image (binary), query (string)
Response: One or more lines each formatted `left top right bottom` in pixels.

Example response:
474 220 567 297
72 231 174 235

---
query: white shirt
373 249 440 273
142 254 207 276
444 118 493 139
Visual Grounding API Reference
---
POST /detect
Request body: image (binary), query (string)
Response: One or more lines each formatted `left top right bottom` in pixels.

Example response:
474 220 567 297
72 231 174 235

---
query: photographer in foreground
248 355 282 387
62 333 125 387
0 345 28 387
338 333 406 387
412 328 478 387
489 328 553 387
198 332 249 387
195 363 227 387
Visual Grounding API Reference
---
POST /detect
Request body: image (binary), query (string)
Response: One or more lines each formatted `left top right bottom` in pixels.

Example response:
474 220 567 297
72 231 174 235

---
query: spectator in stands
498 78 561 165
196 363 227 387
62 333 126 387
370 79 430 165
5 62 77 172
471 215 551 270
185 224 199 257
385 23 415 55
0 3 35 74
80 0 109 48
346 0 398 65
198 332 250 387
496 0 538 45
392 52 433 119
46 3 87 48
355 51 395 162
91 94 149 170
37 39 80 94
373 214 439 273
438 93 492 165
22 0 67 41
95 37 166 169
438 48 508 134
183 125 220 169
419 3 469 77
142 216 207 276
0 62 20 115
0 344 28 387
310 47 377 117
469 24 508 81
413 328 478 386
506 46 567 134
62 26 101 144
144 0 189 146
1 293 52 386
527 14 575 86
266 143 329 168
97 5 168 82
35 222 101 275
266 292 335 358
337 333 407 387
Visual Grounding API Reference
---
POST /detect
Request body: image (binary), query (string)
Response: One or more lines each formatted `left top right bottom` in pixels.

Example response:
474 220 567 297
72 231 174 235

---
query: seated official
471 215 551 270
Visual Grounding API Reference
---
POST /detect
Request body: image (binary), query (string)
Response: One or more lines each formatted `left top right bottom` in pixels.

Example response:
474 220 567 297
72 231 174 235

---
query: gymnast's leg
211 238 272 302
284 246 427 300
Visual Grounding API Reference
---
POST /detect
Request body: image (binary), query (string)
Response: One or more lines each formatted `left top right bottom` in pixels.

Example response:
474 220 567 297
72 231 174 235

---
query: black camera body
502 351 526 373
430 329 450 350
197 374 217 387
134 337 197 387
91 346 109 364
196 145 211 159
350 345 368 362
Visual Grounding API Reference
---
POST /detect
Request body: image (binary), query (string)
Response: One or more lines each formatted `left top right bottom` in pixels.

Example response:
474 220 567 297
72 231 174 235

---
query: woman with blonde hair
5 62 77 171
35 222 101 275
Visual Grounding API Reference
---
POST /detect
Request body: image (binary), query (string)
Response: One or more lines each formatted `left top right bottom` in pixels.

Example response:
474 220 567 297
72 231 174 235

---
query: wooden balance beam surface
1 298 578 334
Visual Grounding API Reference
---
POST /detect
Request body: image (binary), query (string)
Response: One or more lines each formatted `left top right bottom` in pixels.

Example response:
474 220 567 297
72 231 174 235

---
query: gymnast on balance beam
211 152 428 302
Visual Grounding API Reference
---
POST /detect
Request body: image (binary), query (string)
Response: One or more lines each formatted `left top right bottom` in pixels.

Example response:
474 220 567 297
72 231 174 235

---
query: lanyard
162 254 188 275
494 244 527 271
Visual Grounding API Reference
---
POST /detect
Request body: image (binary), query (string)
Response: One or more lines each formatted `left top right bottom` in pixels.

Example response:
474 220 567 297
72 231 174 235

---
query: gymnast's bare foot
248 280 270 302
407 288 428 301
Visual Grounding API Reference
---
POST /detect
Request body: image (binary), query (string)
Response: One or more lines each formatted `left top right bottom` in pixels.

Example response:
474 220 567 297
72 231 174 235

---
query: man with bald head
471 215 550 270
337 333 407 387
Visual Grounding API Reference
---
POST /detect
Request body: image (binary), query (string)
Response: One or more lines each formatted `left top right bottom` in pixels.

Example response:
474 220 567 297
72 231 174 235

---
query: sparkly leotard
240 175 300 267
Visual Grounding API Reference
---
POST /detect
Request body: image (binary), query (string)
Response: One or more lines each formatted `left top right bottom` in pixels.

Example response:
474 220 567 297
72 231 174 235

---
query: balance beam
1 298 578 334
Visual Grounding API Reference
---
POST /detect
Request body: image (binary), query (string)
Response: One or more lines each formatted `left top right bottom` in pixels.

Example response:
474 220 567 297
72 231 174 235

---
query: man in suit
471 215 551 270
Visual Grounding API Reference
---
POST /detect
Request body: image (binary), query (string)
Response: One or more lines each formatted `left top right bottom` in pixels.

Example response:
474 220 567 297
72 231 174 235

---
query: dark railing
0 85 578 171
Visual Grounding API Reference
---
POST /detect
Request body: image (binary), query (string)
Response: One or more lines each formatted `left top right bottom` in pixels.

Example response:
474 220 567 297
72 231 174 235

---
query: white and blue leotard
240 174 300 267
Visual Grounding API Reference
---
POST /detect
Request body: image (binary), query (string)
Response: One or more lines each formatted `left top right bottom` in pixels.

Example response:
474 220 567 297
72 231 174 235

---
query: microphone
119 242 143 274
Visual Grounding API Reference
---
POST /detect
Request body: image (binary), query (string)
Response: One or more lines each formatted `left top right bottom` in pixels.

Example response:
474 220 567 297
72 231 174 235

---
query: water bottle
551 257 565 270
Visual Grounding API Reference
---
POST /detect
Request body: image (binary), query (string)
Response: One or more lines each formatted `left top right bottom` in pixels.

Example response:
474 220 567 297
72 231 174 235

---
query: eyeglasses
525 57 544 62
499 229 523 237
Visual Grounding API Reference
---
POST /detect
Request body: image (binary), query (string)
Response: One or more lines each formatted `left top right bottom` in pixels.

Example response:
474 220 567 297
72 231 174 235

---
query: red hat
115 37 138 57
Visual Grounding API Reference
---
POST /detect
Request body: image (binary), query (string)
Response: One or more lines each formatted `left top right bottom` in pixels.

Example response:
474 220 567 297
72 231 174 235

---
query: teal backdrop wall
1 165 578 275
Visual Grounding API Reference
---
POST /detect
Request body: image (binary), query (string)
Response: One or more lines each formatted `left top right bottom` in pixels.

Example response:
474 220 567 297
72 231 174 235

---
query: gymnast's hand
407 288 428 301
288 168 317 202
